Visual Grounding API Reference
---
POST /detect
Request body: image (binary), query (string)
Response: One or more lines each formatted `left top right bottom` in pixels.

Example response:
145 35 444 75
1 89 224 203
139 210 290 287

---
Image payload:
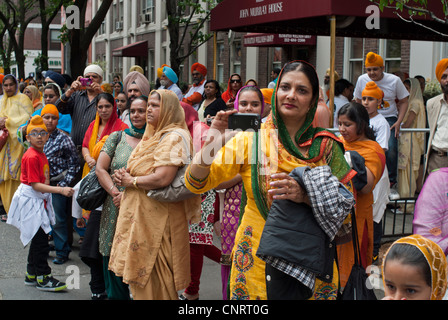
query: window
231 40 242 75
141 0 155 24
383 39 401 73
347 38 365 83
216 42 224 84
49 30 61 50
272 47 282 71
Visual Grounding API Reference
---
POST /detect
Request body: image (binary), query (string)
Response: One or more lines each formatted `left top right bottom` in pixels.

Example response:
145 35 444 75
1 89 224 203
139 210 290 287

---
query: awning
112 41 148 57
243 33 316 47
210 0 447 41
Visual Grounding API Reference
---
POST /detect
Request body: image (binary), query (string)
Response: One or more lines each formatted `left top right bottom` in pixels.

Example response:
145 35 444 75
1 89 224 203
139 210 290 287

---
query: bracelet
133 176 138 188
108 184 115 191
84 154 90 160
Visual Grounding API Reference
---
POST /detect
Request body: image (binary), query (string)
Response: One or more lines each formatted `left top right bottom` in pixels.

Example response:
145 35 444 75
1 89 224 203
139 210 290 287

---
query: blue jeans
51 193 71 259
385 116 398 185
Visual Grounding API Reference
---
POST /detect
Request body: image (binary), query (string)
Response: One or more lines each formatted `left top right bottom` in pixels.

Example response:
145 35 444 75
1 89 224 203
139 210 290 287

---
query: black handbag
76 131 123 210
76 165 107 211
341 208 377 300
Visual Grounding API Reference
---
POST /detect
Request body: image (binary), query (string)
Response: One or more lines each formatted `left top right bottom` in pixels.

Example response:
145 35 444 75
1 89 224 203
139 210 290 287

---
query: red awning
210 0 447 41
113 41 148 57
243 33 316 47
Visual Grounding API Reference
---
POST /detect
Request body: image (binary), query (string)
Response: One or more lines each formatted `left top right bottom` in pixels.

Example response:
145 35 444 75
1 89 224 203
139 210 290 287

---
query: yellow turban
365 52 384 68
435 58 448 83
27 115 48 135
157 64 170 78
41 104 59 119
325 68 340 81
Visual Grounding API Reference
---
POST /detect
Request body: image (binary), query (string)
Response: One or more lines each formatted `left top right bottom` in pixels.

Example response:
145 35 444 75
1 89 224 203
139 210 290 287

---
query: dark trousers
265 264 312 300
373 220 382 257
385 116 398 185
80 210 105 294
27 227 51 276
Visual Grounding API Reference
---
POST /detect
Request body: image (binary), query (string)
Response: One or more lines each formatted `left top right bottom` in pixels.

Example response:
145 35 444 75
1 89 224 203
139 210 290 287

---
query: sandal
1 214 7 222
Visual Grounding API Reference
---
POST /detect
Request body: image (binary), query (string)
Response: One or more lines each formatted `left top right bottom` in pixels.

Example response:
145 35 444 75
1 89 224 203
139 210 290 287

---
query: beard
441 82 448 95
160 79 167 87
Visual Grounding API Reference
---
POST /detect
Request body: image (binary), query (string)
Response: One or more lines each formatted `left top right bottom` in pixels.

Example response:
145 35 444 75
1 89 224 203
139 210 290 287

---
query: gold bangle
133 176 138 188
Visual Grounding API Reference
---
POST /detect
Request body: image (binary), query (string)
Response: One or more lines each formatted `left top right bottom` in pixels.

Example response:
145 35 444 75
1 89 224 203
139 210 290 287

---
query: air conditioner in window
141 12 153 24
115 21 123 31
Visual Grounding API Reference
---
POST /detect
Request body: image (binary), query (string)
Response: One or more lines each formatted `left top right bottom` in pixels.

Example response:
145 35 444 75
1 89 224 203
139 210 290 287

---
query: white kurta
7 184 55 246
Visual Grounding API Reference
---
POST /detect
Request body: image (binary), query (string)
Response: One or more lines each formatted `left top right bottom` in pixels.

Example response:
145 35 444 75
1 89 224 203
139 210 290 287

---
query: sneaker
389 187 400 201
53 256 69 265
36 274 67 292
91 292 108 300
24 272 37 286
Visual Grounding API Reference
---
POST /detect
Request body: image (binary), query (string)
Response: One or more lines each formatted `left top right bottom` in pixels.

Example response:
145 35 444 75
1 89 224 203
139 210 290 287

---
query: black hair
96 92 115 106
280 61 320 106
132 95 148 104
44 84 61 97
237 85 264 105
384 243 432 287
335 79 354 96
337 102 376 141
202 79 222 99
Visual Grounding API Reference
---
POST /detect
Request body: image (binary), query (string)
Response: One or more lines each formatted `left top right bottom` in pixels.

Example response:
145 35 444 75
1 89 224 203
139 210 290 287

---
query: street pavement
0 219 222 300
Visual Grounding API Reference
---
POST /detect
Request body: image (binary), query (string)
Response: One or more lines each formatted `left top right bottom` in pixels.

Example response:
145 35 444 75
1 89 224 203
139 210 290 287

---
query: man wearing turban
353 52 409 196
56 64 104 184
182 62 207 111
424 58 448 179
123 71 150 106
159 66 183 100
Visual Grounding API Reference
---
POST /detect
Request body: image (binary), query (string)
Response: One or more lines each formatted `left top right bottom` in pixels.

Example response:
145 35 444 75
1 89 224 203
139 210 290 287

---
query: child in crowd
361 81 391 263
7 115 74 292
382 234 447 300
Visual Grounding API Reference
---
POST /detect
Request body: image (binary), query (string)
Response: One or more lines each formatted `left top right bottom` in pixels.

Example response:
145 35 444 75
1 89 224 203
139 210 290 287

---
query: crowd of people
0 52 447 301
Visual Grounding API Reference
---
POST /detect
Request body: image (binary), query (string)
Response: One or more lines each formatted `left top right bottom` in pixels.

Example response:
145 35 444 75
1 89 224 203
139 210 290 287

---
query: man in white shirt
160 66 183 101
333 79 354 128
424 58 448 178
354 52 409 188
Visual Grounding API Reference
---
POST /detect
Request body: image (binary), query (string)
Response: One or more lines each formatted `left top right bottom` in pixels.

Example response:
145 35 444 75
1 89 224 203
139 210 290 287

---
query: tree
60 0 113 78
166 0 222 78
373 0 448 37
37 0 73 73
0 4 14 75
0 0 39 80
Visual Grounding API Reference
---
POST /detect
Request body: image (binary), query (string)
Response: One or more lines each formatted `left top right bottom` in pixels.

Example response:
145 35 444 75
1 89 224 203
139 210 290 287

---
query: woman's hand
0 117 7 129
112 190 122 208
268 173 310 205
85 155 96 169
113 167 133 188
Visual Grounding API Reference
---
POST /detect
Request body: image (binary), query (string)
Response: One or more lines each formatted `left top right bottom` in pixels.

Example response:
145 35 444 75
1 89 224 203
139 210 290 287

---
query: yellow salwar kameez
186 117 354 300
0 79 33 213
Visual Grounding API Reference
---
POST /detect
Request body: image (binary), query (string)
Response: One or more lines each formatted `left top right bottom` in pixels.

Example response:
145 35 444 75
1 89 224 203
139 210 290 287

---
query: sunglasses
28 131 49 138
230 79 241 83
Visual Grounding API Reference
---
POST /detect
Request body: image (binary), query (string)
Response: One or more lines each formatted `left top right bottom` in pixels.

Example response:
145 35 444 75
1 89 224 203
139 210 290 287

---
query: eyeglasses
28 131 49 138
230 79 241 83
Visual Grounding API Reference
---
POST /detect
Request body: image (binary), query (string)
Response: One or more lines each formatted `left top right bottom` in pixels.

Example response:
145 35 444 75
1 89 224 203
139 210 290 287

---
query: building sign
243 33 316 47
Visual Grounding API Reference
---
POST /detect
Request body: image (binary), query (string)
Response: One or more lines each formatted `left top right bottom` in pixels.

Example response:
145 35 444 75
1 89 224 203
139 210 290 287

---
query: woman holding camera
185 61 355 300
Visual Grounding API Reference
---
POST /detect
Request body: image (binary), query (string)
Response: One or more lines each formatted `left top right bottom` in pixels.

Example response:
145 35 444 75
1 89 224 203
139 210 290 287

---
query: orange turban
362 81 383 100
41 104 59 119
191 63 207 76
0 74 4 84
435 58 448 83
365 52 384 68
261 88 274 105
27 115 48 135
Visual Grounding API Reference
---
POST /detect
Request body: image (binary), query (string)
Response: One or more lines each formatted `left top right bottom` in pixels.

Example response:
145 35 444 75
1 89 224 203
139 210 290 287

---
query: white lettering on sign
239 2 283 19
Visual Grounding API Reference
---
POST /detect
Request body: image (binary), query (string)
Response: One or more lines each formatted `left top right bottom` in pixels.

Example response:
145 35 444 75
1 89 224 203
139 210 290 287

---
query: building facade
91 0 448 92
